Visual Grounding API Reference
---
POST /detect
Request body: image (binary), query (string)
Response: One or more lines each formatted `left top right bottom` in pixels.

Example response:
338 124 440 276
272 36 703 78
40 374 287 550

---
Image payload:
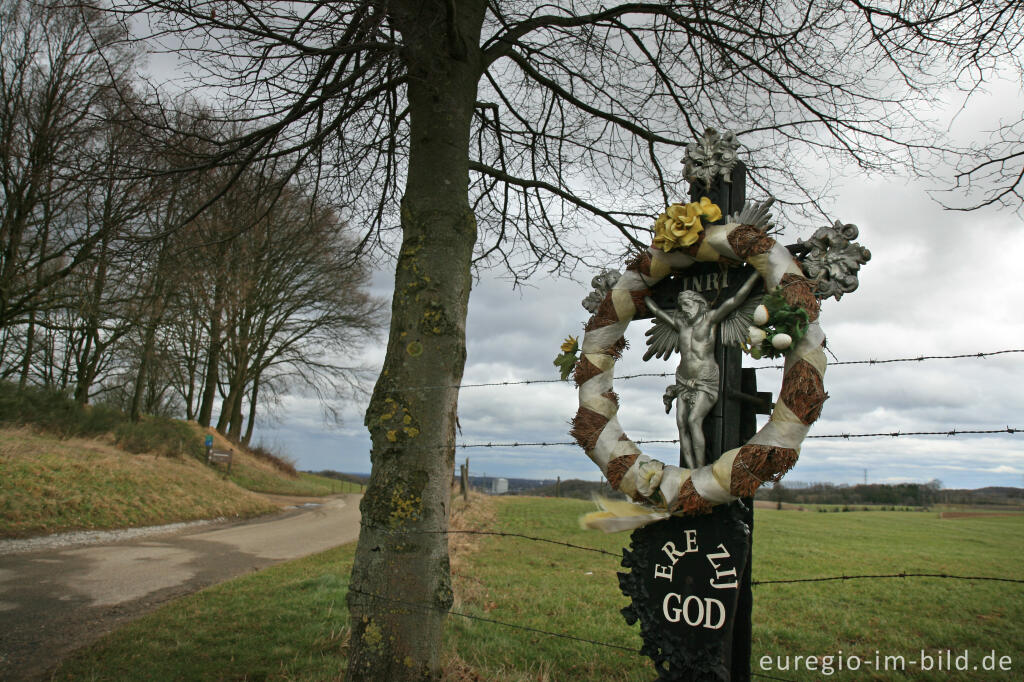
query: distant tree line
0 0 383 441
758 480 1024 508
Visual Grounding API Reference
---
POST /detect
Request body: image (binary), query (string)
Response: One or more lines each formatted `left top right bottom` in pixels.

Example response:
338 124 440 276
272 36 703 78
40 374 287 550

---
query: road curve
0 493 362 681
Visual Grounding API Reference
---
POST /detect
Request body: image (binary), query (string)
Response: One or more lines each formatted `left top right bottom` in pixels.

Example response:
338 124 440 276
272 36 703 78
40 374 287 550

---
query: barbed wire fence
435 348 1024 447
451 427 1021 450
353 524 1024 681
352 350 1024 678
389 348 1024 392
364 525 1024 586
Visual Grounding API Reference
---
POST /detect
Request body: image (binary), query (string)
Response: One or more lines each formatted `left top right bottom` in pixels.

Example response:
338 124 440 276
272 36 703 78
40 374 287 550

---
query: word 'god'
655 529 738 630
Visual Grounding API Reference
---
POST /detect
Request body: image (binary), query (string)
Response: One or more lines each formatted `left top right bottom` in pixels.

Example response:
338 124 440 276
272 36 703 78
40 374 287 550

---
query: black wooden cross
619 161 772 682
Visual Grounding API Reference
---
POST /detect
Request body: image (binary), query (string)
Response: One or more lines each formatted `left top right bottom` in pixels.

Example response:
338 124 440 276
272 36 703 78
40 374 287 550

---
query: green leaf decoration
746 286 812 359
554 352 578 381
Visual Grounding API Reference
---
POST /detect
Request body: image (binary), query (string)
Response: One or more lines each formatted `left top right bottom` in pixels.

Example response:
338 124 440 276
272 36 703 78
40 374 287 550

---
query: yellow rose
697 196 723 222
665 203 688 222
560 335 578 353
652 208 680 251
654 203 696 251
652 198 722 251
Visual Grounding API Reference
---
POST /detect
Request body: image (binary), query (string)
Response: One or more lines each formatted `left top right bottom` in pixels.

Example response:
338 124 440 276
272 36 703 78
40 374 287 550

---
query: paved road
0 494 362 681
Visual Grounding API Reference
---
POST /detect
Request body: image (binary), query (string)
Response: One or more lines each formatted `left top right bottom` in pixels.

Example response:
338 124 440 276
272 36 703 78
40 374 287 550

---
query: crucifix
621 138 767 681
574 129 869 681
601 130 868 681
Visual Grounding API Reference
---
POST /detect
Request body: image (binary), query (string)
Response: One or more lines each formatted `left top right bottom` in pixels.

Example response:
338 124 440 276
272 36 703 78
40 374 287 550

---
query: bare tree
211 188 382 443
0 0 136 333
107 1 1024 678
69 96 158 405
948 116 1024 212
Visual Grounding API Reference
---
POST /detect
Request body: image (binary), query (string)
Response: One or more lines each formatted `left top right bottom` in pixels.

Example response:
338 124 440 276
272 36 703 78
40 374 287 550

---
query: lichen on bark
345 2 486 679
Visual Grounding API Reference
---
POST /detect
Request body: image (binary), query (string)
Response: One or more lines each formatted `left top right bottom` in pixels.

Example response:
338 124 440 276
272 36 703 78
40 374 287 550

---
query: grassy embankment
0 383 359 538
54 496 1024 681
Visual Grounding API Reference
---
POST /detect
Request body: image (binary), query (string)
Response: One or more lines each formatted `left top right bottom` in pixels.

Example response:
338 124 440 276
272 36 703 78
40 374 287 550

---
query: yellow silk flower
652 197 722 252
560 335 579 353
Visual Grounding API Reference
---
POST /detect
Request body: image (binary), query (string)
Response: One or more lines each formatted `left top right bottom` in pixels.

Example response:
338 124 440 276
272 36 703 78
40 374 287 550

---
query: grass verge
53 543 358 681
0 383 359 536
226 462 328 496
54 498 1024 681
225 466 361 496
0 427 277 538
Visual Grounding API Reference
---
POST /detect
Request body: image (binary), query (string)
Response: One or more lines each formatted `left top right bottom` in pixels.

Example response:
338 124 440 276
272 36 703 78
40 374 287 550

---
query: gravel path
0 518 230 556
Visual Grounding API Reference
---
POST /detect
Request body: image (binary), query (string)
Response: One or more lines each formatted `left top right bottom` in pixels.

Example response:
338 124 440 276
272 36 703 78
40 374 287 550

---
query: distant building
492 478 508 495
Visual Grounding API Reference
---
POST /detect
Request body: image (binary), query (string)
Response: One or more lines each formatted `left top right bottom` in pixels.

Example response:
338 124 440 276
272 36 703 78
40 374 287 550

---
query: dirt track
0 493 361 681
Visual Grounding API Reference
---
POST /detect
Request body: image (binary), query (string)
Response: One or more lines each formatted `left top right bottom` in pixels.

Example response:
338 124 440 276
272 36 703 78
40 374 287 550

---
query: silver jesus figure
644 272 761 469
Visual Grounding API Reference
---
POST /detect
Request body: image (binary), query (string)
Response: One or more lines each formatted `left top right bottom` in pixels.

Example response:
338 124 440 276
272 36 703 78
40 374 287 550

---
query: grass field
54 496 1024 681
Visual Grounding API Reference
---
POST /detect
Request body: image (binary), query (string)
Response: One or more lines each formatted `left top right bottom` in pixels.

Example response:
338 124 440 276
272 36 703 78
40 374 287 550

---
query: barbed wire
452 427 1021 449
347 526 1021 680
357 527 1024 587
348 586 644 654
361 523 623 558
348 586 799 679
391 348 1024 392
752 572 1024 586
806 427 1020 439
349 571 1017 682
811 348 1024 366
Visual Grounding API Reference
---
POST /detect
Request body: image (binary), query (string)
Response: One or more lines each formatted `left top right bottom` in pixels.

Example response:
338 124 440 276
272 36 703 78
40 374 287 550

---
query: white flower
753 304 769 325
636 459 665 498
771 332 793 350
748 326 766 346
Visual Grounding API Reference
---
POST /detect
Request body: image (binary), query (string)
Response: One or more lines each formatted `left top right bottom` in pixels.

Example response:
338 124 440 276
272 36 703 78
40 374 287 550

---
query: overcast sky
257 173 1024 490
248 76 1024 491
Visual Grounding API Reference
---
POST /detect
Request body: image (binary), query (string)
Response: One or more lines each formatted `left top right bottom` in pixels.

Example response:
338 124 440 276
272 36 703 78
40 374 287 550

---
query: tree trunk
74 249 110 404
242 365 261 446
20 210 52 390
197 273 224 427
130 316 159 421
183 317 201 420
73 326 96 404
345 2 484 680
219 325 249 438
216 373 235 434
19 309 36 389
0 328 9 373
227 373 245 440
